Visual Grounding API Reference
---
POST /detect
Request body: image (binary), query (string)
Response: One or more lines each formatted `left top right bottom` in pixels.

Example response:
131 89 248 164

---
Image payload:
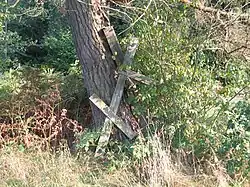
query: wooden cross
89 27 153 157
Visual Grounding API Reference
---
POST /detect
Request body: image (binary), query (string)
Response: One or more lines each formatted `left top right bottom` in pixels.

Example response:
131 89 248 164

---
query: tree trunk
66 0 117 129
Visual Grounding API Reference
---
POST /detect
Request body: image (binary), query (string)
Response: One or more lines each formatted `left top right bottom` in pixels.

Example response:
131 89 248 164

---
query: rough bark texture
66 0 117 128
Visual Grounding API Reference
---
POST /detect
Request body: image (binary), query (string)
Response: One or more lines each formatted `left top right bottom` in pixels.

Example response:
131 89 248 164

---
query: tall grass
1 135 245 187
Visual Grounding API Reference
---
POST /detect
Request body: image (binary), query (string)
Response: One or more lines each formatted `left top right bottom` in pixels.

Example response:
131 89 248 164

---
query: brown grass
0 133 248 187
0 146 143 187
0 142 234 187
0 148 90 186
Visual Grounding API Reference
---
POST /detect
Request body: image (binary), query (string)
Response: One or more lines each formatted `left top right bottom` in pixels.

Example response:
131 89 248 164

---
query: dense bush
120 1 250 179
0 1 76 72
0 66 86 151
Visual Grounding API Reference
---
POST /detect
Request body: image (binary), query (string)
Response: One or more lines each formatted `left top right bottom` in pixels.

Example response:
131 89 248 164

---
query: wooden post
103 27 124 66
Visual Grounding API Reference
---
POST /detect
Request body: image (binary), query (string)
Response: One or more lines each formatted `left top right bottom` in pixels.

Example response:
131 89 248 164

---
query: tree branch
181 1 250 25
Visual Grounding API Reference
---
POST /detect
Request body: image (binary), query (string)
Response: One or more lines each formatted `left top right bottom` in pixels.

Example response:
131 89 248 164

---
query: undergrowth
0 137 222 187
0 66 85 152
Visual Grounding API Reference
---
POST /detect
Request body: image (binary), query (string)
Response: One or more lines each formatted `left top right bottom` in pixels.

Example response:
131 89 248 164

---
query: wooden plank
123 37 139 65
119 70 154 85
94 74 127 156
103 26 124 66
94 38 139 156
90 94 137 140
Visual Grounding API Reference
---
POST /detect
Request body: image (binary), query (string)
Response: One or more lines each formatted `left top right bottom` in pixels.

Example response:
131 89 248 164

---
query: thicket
0 0 249 186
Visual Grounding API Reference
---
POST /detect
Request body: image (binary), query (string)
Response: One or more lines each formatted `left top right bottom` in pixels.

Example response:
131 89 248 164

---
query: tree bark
66 0 117 129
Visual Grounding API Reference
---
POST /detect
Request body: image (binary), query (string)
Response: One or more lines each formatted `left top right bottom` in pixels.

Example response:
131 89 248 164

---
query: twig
181 0 250 25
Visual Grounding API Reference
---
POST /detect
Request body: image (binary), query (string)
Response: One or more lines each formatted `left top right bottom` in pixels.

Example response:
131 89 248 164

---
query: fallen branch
181 0 250 25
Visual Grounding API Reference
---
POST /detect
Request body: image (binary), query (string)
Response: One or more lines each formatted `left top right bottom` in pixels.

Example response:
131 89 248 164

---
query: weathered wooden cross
89 27 153 157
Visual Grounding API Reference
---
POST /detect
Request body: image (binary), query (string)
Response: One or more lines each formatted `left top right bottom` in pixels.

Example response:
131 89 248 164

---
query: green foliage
0 65 86 120
123 0 250 179
0 66 60 119
0 3 5 30
219 101 250 177
0 31 25 70
76 130 100 152
43 25 76 72
0 1 76 72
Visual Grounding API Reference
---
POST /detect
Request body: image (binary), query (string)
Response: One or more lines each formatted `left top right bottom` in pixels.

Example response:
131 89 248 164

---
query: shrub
0 67 85 151
122 0 250 180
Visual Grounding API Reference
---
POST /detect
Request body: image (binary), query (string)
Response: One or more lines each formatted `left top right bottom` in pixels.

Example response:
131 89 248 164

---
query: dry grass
0 139 248 187
0 147 93 187
133 135 218 187
0 146 141 187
